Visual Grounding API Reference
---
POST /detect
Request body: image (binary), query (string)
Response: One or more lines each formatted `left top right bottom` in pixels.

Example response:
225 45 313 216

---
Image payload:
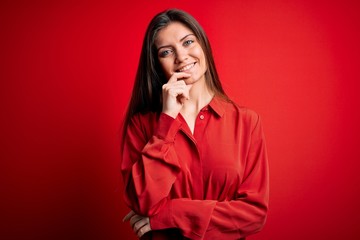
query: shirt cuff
156 113 182 142
149 199 216 240
149 200 175 230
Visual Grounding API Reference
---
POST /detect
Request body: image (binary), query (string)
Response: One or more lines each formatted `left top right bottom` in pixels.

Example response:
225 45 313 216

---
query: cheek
193 47 207 70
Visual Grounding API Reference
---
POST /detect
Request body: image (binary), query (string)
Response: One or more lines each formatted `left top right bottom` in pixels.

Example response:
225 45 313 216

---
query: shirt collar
208 95 226 118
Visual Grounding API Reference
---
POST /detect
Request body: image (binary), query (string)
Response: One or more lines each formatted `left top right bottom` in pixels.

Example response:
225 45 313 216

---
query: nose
175 47 188 63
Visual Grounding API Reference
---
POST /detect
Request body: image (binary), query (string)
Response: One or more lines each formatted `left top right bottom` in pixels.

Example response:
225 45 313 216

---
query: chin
188 74 205 84
184 77 196 84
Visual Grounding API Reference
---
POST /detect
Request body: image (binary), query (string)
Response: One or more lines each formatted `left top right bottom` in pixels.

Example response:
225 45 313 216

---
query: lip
176 62 196 72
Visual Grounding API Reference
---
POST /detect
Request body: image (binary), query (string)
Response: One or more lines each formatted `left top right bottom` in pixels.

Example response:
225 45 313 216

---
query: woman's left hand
123 210 151 238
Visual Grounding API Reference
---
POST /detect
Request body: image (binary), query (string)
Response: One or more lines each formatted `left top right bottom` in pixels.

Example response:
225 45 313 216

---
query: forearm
122 113 183 216
149 196 268 240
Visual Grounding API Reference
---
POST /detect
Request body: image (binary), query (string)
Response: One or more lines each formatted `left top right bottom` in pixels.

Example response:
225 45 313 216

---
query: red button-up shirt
121 96 269 240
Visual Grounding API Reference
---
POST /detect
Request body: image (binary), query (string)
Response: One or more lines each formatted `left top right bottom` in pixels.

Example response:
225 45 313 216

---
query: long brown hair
121 9 228 141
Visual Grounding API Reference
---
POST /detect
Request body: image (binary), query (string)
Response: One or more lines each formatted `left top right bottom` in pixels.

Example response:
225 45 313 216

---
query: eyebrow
157 33 195 52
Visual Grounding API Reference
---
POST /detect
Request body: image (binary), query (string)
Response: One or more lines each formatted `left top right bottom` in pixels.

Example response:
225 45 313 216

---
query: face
155 22 207 85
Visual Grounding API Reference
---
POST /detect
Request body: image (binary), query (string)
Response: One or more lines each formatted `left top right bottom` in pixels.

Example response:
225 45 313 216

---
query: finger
168 72 191 83
129 214 143 227
163 84 187 97
169 79 187 87
177 83 193 101
168 88 188 98
122 210 135 222
137 223 151 238
162 81 186 91
133 217 148 233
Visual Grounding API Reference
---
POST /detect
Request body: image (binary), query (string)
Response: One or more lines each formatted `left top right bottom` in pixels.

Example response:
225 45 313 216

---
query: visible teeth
178 63 195 72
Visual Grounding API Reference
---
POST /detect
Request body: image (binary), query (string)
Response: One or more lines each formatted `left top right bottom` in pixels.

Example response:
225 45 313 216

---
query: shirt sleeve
206 113 269 238
149 113 269 240
121 113 183 216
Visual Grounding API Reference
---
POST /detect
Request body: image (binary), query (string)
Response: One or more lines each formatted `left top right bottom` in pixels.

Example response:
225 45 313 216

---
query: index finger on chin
168 72 191 83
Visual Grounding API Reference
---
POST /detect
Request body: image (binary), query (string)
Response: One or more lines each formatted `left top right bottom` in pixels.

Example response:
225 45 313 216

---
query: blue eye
184 39 194 46
159 49 172 57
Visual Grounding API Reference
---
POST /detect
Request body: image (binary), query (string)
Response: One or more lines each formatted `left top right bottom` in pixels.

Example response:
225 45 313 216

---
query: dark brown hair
121 9 228 141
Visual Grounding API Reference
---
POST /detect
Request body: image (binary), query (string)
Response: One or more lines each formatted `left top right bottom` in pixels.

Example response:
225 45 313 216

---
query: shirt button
199 114 205 120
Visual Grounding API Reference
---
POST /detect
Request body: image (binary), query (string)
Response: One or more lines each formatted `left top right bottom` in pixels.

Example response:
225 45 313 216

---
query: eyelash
159 50 172 57
184 39 194 46
159 39 195 57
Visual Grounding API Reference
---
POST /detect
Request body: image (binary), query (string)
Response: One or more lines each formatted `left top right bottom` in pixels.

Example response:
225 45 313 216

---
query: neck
182 79 214 115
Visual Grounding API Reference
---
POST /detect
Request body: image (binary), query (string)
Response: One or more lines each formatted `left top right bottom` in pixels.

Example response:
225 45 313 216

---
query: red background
1 0 360 239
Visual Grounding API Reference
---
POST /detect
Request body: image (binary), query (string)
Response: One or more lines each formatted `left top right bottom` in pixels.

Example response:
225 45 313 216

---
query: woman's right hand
162 72 192 118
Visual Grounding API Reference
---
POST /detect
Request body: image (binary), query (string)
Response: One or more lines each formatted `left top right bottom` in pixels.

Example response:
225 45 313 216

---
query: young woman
121 9 269 240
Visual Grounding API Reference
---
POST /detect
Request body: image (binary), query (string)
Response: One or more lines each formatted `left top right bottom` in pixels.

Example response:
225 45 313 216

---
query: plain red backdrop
1 0 360 239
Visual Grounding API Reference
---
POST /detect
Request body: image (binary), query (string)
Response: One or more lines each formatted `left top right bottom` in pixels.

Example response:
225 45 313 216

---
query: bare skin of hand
162 72 192 118
123 210 151 238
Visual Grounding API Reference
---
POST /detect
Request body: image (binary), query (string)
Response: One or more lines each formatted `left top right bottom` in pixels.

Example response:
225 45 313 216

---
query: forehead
155 22 194 47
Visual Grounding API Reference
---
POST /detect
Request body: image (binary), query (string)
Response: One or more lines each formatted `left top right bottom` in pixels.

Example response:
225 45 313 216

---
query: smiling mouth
176 63 196 72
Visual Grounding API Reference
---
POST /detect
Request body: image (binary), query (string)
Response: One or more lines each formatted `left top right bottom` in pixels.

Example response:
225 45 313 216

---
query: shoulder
128 112 159 138
216 97 260 125
131 111 159 124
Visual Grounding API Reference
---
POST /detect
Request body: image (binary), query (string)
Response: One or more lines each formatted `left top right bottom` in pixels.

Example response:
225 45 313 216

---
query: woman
121 9 269 240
